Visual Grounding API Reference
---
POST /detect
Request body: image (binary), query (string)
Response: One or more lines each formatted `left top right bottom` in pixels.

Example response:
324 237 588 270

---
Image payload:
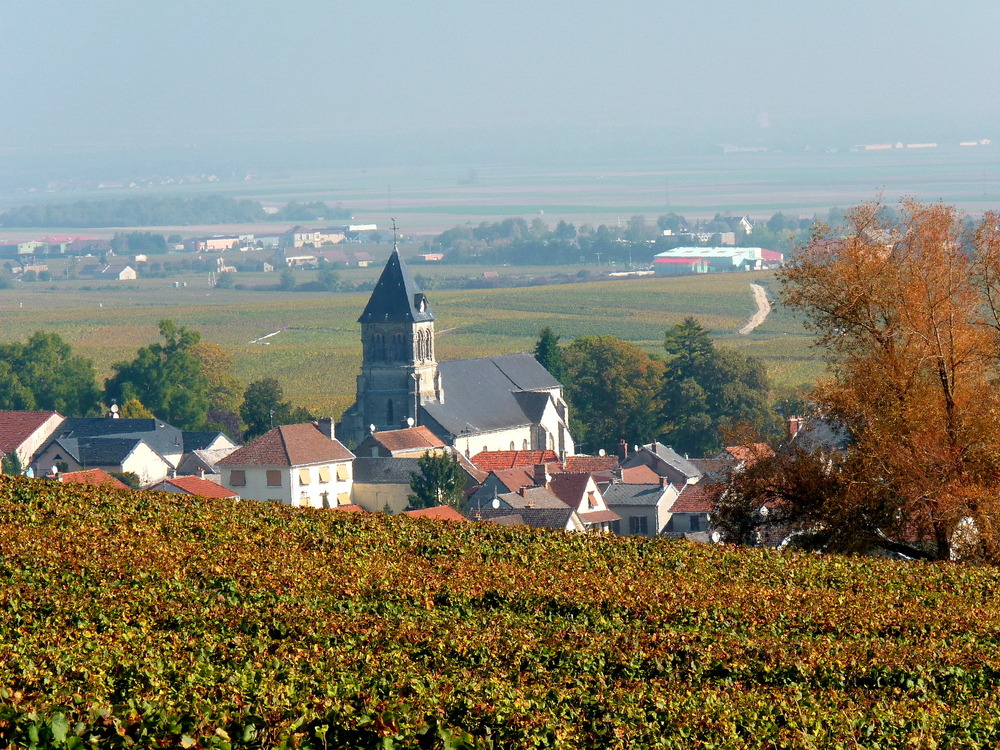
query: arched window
522 439 529 450
372 333 386 362
392 332 405 361
510 441 516 450
386 399 394 427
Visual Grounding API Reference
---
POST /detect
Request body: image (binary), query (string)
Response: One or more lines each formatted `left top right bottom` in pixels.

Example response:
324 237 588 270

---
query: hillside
2 476 998 748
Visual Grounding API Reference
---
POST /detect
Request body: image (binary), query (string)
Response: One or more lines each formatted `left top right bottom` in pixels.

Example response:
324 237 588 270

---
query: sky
3 0 1000 176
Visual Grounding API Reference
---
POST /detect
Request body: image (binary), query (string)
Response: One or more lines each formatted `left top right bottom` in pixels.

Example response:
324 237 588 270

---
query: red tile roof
620 465 661 484
330 504 366 513
670 483 726 513
547 472 595 509
219 423 354 467
0 411 61 453
563 455 620 473
725 443 775 466
403 505 468 522
374 425 445 453
59 469 128 489
158 476 239 499
470 450 559 471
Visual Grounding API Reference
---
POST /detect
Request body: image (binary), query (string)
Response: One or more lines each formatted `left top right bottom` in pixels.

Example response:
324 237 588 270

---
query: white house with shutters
217 421 355 508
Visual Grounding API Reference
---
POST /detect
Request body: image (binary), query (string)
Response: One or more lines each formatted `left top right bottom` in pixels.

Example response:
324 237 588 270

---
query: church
338 250 575 457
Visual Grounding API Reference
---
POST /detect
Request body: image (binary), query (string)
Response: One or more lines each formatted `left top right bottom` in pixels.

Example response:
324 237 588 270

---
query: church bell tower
341 248 441 444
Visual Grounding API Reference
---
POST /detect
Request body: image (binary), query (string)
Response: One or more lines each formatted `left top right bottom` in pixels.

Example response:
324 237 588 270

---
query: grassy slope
2 475 1000 748
0 271 820 417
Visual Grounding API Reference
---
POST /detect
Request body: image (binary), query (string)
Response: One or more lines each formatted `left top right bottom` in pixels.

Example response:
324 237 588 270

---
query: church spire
357 241 434 324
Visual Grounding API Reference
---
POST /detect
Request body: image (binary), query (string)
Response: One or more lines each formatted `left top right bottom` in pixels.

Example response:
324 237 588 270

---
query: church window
387 399 394 426
522 439 529 450
510 441 515 450
392 332 405 361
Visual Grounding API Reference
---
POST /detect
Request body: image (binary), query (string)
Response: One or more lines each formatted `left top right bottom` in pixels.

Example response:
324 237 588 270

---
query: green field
0 270 821 417
4 476 1000 748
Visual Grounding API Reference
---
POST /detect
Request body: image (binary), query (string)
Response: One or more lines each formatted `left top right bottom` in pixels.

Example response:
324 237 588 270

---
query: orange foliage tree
744 202 1000 560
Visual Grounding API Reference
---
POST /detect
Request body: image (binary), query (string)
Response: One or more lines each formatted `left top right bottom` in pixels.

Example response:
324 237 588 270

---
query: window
387 399 394 427
690 515 702 532
337 492 351 506
510 441 516 450
629 516 649 536
229 470 246 487
298 468 312 485
336 464 349 481
522 439 529 450
587 491 598 509
318 466 332 483
610 520 621 535
266 470 282 487
300 492 311 507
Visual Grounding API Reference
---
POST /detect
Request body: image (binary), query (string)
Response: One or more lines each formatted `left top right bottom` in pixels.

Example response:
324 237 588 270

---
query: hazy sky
3 1 999 169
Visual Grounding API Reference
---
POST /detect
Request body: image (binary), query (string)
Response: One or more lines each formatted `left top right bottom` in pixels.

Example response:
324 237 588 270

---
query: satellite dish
110 403 119 414
491 498 500 509
406 417 415 427
598 448 606 457
369 423 376 434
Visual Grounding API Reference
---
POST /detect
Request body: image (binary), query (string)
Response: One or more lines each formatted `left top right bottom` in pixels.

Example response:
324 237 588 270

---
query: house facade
217 422 354 507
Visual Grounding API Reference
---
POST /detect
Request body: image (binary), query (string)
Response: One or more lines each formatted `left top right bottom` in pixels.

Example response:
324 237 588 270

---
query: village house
217 420 354 508
664 482 727 537
356 425 447 458
0 410 65 471
603 479 679 537
57 468 128 489
620 442 703 487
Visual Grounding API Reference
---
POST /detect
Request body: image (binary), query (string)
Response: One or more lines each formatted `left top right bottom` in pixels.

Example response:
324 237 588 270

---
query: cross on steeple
391 218 398 249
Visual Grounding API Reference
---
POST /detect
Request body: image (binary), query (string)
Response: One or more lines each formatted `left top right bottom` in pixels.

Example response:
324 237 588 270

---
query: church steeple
358 249 434 324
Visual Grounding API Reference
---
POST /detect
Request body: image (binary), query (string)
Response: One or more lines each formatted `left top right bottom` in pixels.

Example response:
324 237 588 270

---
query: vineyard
2 476 1000 748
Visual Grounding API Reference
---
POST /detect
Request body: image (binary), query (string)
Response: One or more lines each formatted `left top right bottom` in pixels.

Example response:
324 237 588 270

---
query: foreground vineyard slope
2 475 1000 748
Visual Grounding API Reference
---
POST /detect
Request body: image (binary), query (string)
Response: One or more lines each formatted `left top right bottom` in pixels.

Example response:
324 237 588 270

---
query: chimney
518 486 527 497
618 439 629 461
660 476 671 490
196 467 205 479
788 416 801 437
317 417 335 440
533 463 550 488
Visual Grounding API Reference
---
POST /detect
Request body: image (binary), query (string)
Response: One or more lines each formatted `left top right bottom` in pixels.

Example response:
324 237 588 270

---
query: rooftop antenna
391 218 398 250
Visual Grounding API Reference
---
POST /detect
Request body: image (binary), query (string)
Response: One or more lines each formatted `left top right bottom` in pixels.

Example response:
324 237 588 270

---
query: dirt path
739 283 771 335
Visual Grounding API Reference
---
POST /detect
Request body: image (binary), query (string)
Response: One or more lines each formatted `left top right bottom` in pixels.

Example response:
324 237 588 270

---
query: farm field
0 271 820 417
3 475 1000 748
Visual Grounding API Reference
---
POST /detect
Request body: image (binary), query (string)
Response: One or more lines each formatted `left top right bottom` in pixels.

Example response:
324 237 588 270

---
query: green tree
105 320 210 430
318 267 340 292
407 451 466 510
1 451 24 476
562 335 665 454
240 378 312 440
0 361 35 411
0 332 101 416
533 327 565 382
661 317 776 456
278 268 296 291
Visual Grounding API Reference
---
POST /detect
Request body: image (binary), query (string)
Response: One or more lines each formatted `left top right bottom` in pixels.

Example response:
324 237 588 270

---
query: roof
577 509 621 524
358 249 434 324
403 505 468 522
330 504 367 513
724 443 775 466
490 465 558 492
372 426 445 454
58 468 128 489
51 418 184 461
623 442 702 481
670 483 726 514
421 354 561 436
603 482 670 507
473 506 576 531
352 456 421 484
218 423 354 467
687 458 734 482
547 472 594 507
470 450 559 471
157 476 239 499
182 431 233 453
564 455 620 473
497 486 569 510
56 437 151 467
0 411 61 453
620 465 661 484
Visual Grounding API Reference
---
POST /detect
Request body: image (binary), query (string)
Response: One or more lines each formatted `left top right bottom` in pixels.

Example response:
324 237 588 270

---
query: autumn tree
733 201 1000 560
562 335 665 454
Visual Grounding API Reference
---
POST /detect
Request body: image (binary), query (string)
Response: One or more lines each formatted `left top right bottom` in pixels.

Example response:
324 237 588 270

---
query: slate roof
182 431 232 453
421 354 560 436
357 249 434 324
156 476 240 499
470 450 559 471
0 411 61 454
497 486 569 510
53 437 166 468
603 482 670 507
59 469 128 489
670 483 726 513
403 505 468 522
176 447 236 475
622 441 702 481
218 423 354 467
473 506 576 531
51 418 184 461
372 426 444 454
352 456 421 484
